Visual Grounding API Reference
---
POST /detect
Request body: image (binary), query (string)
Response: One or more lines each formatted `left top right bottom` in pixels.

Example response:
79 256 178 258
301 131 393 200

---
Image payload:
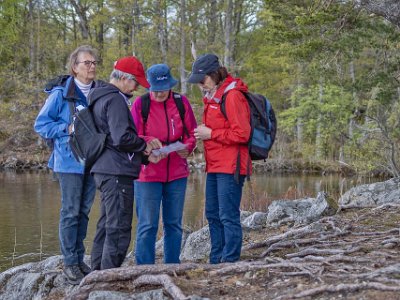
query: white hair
109 69 136 81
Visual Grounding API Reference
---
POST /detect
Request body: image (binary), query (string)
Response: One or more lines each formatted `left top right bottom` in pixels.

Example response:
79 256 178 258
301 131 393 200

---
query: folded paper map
152 141 187 156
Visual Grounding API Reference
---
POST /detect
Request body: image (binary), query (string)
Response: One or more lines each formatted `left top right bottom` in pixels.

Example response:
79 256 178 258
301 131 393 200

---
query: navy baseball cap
187 54 221 84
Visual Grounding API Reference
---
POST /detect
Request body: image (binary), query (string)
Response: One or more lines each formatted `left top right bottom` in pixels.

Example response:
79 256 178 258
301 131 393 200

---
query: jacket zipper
164 101 170 182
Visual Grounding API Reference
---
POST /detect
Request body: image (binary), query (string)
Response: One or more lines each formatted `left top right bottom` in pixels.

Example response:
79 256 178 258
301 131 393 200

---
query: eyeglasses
76 60 98 67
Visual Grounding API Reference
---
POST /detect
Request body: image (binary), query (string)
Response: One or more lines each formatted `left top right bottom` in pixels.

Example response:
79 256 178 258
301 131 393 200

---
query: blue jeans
57 172 96 266
134 178 187 264
91 174 134 270
205 173 245 264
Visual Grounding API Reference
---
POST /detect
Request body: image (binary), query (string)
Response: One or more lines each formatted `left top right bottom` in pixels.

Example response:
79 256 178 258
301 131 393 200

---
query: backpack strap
67 100 75 125
220 93 228 120
140 92 190 139
172 92 190 138
221 90 252 182
140 93 151 136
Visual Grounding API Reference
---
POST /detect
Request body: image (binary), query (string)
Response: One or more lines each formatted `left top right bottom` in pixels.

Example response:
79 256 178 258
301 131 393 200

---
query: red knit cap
114 56 150 88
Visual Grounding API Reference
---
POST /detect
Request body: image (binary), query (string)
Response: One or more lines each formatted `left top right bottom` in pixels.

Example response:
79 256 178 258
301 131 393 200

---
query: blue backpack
221 91 277 161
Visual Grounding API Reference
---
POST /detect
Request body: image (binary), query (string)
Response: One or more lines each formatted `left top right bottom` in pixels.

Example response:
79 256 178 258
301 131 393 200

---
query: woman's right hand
144 138 163 155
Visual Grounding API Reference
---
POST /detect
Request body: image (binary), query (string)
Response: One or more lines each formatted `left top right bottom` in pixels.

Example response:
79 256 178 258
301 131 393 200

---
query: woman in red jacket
131 64 197 264
188 54 251 264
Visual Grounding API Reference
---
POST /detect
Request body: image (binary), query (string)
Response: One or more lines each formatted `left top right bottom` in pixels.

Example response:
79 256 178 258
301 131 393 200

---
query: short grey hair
110 69 136 81
67 45 98 76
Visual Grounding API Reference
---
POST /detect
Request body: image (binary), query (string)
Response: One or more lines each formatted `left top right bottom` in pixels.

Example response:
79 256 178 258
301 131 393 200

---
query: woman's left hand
194 124 212 140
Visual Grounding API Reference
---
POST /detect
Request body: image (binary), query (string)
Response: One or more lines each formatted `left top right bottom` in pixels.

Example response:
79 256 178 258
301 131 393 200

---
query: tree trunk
231 0 243 73
69 0 90 40
155 0 168 62
224 0 233 68
315 82 324 160
348 57 356 139
179 0 187 95
207 0 217 46
28 0 35 79
96 0 104 59
132 0 141 56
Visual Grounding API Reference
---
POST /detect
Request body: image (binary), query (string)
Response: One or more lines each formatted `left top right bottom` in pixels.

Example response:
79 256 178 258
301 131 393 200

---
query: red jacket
131 92 197 182
202 75 252 175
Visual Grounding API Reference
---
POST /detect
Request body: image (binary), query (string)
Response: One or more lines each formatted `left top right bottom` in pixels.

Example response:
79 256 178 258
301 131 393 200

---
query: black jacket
88 81 146 178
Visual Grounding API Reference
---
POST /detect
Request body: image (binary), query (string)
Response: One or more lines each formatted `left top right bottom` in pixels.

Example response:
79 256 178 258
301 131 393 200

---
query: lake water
0 170 380 272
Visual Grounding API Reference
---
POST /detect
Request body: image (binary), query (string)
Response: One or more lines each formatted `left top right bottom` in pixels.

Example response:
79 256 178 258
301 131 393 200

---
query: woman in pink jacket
131 64 197 264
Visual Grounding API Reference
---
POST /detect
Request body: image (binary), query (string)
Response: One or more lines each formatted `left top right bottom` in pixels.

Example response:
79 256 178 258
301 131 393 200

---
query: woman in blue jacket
34 45 98 285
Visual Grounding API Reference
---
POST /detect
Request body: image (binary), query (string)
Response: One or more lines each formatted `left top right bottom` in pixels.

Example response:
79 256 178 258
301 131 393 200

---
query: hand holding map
151 141 187 157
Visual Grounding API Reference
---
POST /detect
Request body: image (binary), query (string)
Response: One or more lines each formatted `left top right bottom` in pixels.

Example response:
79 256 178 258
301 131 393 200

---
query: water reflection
0 170 380 272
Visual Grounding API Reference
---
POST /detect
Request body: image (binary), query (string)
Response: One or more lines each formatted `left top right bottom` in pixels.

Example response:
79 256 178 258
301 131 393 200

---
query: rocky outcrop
0 256 76 300
267 191 338 226
339 177 400 207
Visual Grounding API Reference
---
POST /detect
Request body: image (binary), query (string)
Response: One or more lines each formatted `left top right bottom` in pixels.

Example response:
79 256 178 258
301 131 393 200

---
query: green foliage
0 0 399 175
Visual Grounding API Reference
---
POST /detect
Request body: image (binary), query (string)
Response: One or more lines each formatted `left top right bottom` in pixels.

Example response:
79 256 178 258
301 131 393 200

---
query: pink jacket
131 92 197 182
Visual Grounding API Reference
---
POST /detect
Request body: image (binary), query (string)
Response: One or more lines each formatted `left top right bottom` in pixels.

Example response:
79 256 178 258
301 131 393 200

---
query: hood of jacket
44 75 103 103
204 74 248 104
87 80 123 106
87 80 121 106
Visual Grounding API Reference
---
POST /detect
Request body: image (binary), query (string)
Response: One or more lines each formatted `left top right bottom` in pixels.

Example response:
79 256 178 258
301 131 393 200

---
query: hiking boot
79 262 92 276
63 265 84 285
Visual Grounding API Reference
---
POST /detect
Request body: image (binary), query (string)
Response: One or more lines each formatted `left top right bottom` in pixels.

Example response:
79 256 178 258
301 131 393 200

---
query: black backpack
140 92 190 140
221 91 277 160
68 101 107 168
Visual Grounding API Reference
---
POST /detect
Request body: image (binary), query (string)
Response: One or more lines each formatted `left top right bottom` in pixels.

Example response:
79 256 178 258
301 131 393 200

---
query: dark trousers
57 172 96 266
91 174 134 270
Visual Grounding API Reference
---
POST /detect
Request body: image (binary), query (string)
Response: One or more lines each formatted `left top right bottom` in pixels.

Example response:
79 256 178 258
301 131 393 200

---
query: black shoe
79 262 92 276
63 265 84 285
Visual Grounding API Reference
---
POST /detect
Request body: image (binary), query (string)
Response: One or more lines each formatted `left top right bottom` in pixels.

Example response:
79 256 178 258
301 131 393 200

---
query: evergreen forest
1 0 399 176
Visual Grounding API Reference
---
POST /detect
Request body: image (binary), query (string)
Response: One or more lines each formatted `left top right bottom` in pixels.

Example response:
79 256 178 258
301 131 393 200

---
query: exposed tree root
290 282 400 298
132 274 187 299
61 205 400 300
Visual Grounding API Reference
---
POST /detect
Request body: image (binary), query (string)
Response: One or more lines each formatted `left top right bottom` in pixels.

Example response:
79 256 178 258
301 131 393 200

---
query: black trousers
91 174 134 270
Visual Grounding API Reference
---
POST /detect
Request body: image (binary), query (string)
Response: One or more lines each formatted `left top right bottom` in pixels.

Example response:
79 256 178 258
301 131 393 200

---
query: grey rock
339 177 400 207
155 226 193 257
267 192 338 226
180 226 210 262
88 290 133 300
88 289 168 300
179 210 259 262
242 212 268 229
0 256 78 300
133 289 167 300
240 210 253 222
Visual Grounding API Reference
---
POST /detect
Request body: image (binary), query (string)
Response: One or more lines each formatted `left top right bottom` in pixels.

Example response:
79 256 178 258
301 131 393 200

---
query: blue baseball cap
146 64 178 92
187 54 221 84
